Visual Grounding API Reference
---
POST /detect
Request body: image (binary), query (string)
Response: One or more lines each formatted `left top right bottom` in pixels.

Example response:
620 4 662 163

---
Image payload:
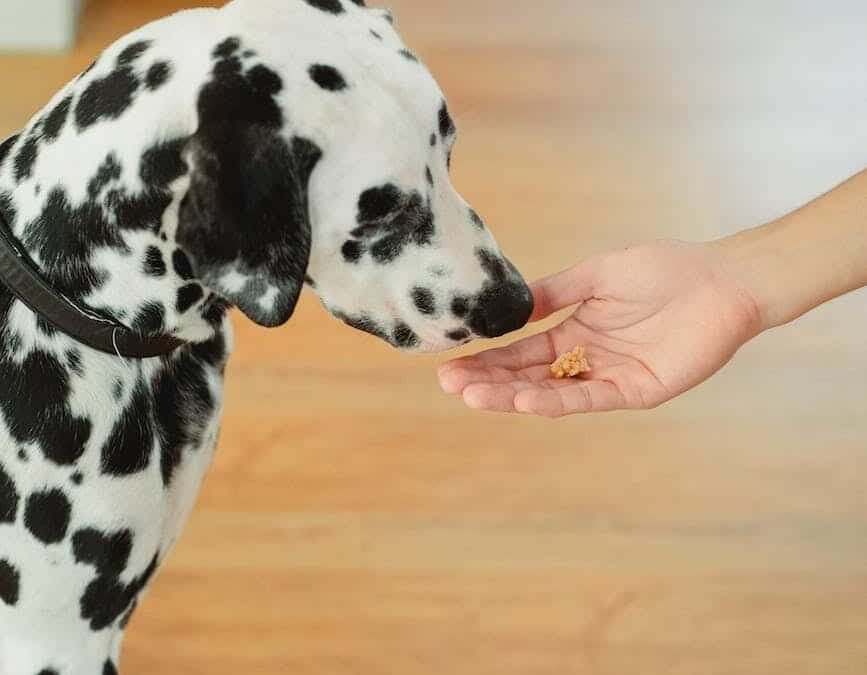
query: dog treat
550 345 591 379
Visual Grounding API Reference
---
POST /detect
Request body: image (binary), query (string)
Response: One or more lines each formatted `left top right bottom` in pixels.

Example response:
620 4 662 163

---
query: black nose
469 281 534 338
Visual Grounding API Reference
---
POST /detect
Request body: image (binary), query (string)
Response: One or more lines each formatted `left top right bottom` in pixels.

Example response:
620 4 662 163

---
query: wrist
714 179 867 332
713 222 799 332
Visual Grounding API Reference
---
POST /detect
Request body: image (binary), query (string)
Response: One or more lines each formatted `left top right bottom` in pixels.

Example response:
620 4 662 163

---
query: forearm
716 169 867 332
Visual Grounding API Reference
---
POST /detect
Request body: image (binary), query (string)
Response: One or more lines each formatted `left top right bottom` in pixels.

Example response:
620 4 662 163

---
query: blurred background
2 1 866 673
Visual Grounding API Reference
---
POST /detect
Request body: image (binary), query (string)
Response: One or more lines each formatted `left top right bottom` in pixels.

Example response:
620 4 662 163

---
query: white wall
0 0 84 52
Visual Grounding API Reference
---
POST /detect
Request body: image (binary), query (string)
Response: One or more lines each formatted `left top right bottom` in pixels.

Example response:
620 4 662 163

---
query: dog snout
469 280 534 338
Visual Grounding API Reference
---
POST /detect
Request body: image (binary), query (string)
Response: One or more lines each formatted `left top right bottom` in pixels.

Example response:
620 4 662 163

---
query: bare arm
718 169 867 331
440 170 867 417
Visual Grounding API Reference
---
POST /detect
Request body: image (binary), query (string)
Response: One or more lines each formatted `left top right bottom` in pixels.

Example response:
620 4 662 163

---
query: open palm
439 241 762 417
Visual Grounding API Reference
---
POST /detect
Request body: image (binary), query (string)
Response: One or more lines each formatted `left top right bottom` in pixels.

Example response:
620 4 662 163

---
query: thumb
530 257 601 321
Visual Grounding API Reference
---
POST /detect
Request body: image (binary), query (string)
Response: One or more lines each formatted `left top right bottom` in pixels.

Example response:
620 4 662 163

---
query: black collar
0 210 186 358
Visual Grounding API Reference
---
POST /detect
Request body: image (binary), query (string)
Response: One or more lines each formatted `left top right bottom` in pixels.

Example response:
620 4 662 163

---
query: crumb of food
550 346 591 379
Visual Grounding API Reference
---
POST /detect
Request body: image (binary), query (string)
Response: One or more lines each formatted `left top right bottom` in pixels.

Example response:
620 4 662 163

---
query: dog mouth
330 279 533 353
326 267 533 353
332 310 476 353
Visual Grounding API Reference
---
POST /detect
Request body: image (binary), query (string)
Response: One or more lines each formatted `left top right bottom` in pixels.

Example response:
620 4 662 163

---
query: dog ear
177 122 322 327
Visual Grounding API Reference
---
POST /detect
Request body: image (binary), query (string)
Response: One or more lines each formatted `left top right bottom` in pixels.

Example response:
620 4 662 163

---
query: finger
530 258 602 322
460 378 602 414
440 331 557 374
461 380 548 412
461 382 522 413
513 380 626 417
439 363 554 394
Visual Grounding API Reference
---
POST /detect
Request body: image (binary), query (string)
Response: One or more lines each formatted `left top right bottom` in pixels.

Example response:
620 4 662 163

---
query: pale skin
438 169 867 417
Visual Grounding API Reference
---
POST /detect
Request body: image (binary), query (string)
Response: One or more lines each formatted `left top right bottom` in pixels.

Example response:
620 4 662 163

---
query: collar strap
0 211 186 359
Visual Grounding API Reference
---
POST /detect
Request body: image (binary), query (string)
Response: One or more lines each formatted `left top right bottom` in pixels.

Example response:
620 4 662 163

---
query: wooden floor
3 1 867 673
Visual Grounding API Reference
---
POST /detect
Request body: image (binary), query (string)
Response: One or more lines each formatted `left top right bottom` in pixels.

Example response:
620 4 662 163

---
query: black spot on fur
370 29 383 40
65 349 84 376
106 183 173 232
80 553 158 631
381 9 394 23
0 463 19 523
119 599 138 628
71 472 83 486
309 64 348 91
426 166 434 187
101 380 153 476
14 135 39 182
146 61 172 90
0 350 92 466
17 449 27 462
37 669 59 675
477 248 508 282
341 240 362 262
176 284 204 313
439 101 456 138
143 246 166 277
447 328 470 341
304 0 344 13
42 95 73 141
118 601 142 632
412 287 437 315
399 49 418 62
113 379 124 401
202 296 230 326
393 323 419 348
0 559 20 606
469 208 485 230
172 249 195 280
87 153 122 199
24 489 71 544
190 330 228 369
76 63 141 130
451 296 469 318
140 138 187 187
247 64 283 95
104 661 119 675
214 53 243 78
350 185 435 264
213 37 240 59
117 40 151 66
335 312 388 341
131 302 165 335
429 133 437 147
0 134 20 167
154 349 214 486
23 187 126 299
358 184 401 221
75 39 149 130
349 0 366 4
73 528 132 575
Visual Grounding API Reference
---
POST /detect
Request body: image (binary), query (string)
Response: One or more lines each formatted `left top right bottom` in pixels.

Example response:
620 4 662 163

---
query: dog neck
0 130 225 347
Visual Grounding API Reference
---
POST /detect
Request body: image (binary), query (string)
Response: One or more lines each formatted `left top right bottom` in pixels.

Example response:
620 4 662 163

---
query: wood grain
2 1 867 673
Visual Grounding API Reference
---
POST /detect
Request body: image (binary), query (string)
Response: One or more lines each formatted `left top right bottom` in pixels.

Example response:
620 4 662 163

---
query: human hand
438 240 763 417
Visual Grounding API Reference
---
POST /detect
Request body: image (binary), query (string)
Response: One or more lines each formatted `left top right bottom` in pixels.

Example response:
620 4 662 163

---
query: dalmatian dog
0 0 533 672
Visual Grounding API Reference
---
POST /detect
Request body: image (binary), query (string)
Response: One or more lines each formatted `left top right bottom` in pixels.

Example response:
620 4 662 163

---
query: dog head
178 0 533 352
